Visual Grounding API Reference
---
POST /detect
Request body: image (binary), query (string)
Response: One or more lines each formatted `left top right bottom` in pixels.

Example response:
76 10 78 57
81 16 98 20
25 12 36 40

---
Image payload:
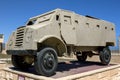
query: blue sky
0 0 120 49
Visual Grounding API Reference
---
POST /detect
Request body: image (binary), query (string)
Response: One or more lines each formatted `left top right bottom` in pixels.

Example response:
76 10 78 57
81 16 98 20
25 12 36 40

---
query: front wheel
34 47 58 77
99 47 111 65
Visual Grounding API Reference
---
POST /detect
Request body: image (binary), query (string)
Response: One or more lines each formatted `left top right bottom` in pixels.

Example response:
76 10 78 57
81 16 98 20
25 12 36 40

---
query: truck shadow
9 61 115 77
57 61 113 72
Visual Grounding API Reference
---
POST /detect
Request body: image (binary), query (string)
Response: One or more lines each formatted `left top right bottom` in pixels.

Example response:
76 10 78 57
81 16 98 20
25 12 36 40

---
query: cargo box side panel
75 15 114 47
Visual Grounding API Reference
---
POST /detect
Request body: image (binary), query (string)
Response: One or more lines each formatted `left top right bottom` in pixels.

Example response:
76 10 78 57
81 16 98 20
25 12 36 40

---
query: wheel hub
104 50 109 60
43 53 54 69
47 57 54 68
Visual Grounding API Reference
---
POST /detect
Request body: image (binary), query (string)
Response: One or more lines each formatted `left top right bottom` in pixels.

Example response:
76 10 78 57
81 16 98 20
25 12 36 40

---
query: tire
34 47 58 77
12 55 32 69
99 47 111 65
76 52 87 62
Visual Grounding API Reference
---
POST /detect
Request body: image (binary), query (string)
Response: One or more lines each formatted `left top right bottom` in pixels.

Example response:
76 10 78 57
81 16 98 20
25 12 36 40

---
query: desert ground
0 51 120 65
0 51 120 79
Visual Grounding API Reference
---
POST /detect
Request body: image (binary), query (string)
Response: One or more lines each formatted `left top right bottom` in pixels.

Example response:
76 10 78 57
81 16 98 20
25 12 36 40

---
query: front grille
15 27 25 47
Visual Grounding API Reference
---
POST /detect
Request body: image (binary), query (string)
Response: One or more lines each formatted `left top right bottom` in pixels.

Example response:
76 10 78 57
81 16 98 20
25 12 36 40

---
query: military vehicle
6 9 116 76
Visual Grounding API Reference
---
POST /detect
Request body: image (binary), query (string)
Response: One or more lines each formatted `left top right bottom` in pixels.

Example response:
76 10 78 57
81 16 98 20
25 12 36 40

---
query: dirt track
0 52 120 65
87 54 120 64
0 52 120 79
0 53 120 61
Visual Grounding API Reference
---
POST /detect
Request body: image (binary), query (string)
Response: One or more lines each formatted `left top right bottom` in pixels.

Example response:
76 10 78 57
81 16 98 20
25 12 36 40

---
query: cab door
60 11 76 45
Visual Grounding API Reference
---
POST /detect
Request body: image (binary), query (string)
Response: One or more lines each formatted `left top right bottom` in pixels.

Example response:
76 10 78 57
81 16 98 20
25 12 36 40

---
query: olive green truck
6 9 116 76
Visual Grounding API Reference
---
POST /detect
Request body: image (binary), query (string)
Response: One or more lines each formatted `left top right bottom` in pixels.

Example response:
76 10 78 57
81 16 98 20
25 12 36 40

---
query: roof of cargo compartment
28 8 114 25
30 8 100 20
85 15 100 20
29 8 74 20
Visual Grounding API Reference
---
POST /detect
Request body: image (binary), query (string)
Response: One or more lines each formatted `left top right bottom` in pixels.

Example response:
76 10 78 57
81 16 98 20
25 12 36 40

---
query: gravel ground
0 52 120 78
59 52 120 64
87 55 120 64
0 52 120 65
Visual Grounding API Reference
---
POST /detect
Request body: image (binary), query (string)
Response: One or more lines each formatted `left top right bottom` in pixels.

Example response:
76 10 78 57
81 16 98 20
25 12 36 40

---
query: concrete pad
0 61 6 70
1 61 120 80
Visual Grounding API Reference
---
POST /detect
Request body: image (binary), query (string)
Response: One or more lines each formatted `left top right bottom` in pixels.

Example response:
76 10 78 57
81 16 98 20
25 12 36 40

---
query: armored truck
6 9 116 76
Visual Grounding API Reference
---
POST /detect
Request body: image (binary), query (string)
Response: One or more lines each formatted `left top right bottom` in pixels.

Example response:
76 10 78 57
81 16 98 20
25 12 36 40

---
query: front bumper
6 50 37 55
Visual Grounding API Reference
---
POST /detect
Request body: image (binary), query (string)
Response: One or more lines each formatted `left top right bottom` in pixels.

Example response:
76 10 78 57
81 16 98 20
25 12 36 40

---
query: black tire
76 52 87 62
12 55 32 69
34 47 58 77
99 47 111 65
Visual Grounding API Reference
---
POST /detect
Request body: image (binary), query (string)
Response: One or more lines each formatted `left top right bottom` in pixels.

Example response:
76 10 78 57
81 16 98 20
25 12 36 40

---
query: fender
38 35 62 43
37 35 67 56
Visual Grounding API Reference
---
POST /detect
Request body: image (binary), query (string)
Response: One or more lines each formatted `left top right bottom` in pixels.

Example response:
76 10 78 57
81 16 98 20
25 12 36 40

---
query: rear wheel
34 47 58 77
76 52 87 62
99 47 111 65
12 55 32 69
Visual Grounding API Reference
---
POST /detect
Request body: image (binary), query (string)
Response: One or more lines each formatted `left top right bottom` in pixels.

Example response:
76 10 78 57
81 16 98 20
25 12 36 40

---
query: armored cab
6 9 116 76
